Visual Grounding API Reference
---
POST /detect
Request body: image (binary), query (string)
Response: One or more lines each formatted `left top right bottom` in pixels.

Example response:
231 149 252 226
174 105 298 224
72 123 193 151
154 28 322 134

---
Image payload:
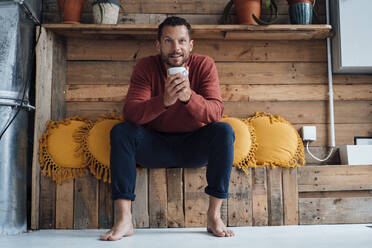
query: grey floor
1 224 372 248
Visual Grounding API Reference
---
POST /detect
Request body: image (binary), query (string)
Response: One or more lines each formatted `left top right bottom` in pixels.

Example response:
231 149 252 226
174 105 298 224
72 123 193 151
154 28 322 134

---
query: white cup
168 67 188 77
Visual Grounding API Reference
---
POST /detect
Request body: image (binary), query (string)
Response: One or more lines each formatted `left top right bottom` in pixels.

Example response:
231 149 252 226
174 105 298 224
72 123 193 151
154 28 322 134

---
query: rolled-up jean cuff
112 193 136 201
204 187 228 199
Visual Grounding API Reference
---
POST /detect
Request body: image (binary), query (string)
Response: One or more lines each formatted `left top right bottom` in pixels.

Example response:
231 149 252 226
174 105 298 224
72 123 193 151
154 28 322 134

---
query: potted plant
58 0 86 24
287 0 315 24
92 0 121 24
222 0 278 25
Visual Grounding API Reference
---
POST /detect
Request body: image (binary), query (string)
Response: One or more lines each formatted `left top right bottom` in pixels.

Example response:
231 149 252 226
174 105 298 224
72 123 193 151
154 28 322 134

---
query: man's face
156 25 194 68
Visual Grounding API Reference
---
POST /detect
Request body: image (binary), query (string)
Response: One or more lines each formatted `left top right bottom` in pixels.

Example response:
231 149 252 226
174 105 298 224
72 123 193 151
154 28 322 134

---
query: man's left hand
176 67 192 103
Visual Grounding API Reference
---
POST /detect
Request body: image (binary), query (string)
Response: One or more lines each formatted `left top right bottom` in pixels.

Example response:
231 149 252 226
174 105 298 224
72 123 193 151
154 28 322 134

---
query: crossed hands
163 67 192 107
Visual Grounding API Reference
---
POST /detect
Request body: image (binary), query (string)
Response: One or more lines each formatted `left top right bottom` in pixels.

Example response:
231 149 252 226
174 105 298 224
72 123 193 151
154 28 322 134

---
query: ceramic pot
234 0 261 25
92 0 120 24
287 0 315 24
58 0 86 24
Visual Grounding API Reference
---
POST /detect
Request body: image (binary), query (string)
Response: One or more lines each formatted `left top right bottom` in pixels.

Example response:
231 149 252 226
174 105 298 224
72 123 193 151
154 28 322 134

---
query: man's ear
189 39 194 52
156 40 161 53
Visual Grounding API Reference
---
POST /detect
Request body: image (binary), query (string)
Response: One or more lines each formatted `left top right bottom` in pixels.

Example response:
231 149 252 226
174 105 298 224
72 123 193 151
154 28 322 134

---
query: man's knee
213 122 235 142
110 121 140 141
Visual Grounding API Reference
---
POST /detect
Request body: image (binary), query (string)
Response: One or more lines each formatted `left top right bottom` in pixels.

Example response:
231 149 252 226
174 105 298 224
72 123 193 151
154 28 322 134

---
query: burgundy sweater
123 53 224 133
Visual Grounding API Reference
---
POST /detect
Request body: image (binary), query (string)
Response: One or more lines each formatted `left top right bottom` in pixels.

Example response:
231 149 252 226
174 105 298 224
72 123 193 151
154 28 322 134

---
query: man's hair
157 16 192 41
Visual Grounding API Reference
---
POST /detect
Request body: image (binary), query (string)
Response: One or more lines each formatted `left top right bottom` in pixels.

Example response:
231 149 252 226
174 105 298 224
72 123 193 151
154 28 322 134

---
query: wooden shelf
42 24 332 40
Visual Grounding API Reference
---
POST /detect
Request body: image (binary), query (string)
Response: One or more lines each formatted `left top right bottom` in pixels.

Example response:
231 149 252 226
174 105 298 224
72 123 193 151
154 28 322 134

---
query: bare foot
100 216 134 241
207 212 235 237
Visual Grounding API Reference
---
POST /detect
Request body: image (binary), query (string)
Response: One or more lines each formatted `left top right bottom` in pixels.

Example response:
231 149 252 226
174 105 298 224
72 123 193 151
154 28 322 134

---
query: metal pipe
326 0 336 148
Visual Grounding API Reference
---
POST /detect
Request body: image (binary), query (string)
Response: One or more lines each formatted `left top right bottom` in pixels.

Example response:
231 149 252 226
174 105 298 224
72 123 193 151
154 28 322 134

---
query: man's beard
160 51 190 67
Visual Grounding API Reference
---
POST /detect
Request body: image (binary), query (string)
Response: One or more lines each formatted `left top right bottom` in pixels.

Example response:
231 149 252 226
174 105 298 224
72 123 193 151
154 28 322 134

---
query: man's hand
164 70 191 107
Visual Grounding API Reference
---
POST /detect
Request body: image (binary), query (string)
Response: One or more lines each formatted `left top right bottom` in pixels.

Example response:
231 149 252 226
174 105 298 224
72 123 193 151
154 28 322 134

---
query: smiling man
100 16 235 241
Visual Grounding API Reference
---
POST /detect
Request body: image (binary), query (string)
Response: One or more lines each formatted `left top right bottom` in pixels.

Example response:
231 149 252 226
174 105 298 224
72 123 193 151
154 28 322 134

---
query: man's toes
227 229 235 237
108 233 122 241
213 229 226 237
100 231 113 240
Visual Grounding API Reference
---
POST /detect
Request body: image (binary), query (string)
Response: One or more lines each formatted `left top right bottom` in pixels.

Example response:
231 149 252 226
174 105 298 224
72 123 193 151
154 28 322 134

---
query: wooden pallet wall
42 0 326 24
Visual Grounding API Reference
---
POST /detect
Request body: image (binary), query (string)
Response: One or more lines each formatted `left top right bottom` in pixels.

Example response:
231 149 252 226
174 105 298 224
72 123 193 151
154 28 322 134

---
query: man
100 16 235 241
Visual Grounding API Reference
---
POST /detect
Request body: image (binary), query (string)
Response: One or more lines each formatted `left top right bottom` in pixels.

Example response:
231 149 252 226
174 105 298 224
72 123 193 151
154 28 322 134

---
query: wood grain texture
56 180 74 229
65 84 371 102
66 60 372 86
252 167 268 226
299 197 372 224
228 168 253 226
74 175 99 228
184 167 209 227
297 165 372 192
131 168 149 227
33 27 53 230
267 167 283 226
132 167 149 228
167 168 185 228
65 101 372 125
39 176 56 229
67 39 326 62
43 0 326 17
149 169 167 228
282 168 298 225
98 180 113 229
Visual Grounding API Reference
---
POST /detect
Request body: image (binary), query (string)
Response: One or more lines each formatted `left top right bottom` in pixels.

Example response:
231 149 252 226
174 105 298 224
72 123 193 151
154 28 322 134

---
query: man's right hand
163 72 186 108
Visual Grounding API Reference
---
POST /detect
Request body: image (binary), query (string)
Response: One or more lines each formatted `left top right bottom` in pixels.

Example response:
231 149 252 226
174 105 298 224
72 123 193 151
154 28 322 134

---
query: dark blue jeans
110 121 235 201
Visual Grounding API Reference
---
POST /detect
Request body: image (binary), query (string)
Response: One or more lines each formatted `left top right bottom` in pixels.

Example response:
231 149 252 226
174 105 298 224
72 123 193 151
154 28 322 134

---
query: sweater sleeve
123 59 167 125
183 56 224 123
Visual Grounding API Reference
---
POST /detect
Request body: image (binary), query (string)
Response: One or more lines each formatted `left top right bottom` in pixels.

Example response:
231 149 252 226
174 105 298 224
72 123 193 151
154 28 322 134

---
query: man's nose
172 41 181 52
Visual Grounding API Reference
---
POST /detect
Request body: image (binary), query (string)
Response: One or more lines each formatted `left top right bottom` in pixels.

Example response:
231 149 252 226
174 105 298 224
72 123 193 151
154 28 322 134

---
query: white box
339 145 372 165
301 126 316 141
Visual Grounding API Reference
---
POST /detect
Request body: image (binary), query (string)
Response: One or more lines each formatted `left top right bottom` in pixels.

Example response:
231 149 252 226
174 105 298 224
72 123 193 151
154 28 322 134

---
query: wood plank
166 168 184 228
224 101 372 124
67 39 326 62
39 176 56 229
300 191 372 198
267 167 283 226
282 168 298 225
52 34 69 230
67 61 372 85
98 180 113 229
55 180 74 229
65 101 372 125
132 167 149 228
149 168 167 228
299 197 372 224
298 165 372 192
56 180 74 229
292 123 372 146
74 175 99 228
65 84 129 102
32 27 53 230
44 0 326 15
67 61 134 84
251 167 268 226
66 102 123 120
184 167 209 227
65 84 372 102
227 168 253 226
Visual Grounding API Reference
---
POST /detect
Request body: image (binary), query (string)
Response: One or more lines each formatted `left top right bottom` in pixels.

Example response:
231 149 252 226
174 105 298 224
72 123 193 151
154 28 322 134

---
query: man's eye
165 39 171 43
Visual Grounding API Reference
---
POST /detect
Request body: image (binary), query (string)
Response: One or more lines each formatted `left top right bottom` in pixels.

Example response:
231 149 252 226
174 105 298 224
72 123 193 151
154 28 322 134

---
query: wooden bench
31 24 372 229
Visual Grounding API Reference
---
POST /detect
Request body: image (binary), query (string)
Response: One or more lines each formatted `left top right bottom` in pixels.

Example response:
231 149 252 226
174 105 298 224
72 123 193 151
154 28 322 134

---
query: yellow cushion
74 113 123 183
247 112 305 168
221 117 257 174
39 117 89 184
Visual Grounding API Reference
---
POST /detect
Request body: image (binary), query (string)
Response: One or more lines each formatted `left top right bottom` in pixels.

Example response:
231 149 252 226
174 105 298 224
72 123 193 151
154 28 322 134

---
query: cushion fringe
73 112 123 183
38 116 89 184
